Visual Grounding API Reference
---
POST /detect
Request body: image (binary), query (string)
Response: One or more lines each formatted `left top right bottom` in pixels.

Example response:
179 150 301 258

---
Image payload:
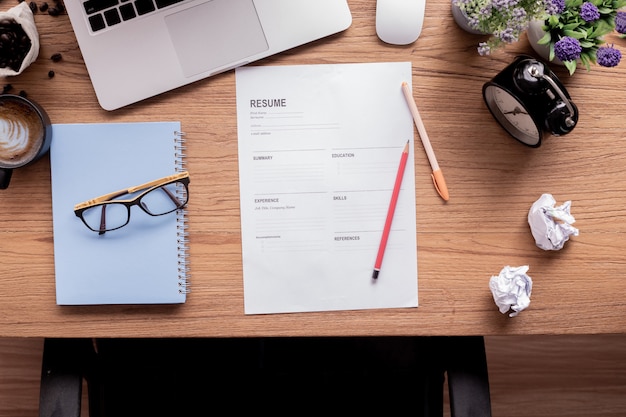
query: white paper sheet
236 62 418 314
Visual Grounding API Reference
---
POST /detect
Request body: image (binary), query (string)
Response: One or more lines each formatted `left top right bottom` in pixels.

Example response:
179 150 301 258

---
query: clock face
484 85 541 146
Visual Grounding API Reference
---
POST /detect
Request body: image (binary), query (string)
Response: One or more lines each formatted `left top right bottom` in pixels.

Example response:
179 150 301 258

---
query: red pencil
372 140 410 279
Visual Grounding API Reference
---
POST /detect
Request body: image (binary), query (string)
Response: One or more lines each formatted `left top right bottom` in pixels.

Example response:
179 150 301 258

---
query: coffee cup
0 94 51 189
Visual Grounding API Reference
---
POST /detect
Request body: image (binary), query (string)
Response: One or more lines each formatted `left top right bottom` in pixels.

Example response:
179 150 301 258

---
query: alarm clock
482 55 578 147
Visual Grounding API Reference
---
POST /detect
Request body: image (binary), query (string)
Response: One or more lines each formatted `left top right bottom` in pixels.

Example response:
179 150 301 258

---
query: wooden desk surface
1 0 625 337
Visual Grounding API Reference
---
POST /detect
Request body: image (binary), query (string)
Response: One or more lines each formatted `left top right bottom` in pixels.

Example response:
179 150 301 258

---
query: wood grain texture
486 335 626 417
0 0 625 337
0 338 42 417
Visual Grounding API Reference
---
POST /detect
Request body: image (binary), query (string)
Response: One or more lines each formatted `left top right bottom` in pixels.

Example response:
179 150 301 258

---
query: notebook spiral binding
175 131 190 294
174 131 186 173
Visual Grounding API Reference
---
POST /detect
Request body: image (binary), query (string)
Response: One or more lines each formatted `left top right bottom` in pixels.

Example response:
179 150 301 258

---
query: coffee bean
48 70 54 78
28 1 37 12
39 2 49 12
48 7 59 16
2 84 13 94
0 19 31 72
53 0 65 13
50 52 62 62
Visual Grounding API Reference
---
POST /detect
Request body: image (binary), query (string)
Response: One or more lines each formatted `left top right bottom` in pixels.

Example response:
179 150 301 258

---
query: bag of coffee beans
0 2 39 76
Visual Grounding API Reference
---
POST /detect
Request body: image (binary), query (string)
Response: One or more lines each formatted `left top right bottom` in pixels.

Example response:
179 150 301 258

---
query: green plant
537 0 626 74
453 0 552 55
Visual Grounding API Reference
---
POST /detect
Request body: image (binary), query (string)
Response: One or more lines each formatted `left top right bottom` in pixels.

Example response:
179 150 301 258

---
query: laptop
64 0 353 110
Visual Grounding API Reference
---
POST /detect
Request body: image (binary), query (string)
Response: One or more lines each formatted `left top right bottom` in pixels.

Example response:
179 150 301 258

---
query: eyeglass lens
80 181 188 232
140 181 188 215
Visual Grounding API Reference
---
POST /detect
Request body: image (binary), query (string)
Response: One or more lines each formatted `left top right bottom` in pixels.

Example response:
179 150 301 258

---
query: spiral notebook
50 121 189 305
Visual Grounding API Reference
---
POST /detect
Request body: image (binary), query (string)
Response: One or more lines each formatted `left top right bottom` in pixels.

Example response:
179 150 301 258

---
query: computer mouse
376 0 425 45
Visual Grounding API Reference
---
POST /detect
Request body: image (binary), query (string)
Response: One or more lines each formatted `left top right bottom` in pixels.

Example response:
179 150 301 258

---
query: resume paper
236 62 418 314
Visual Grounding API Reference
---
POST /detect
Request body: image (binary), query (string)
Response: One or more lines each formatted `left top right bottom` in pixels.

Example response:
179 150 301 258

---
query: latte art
0 116 31 154
0 99 43 167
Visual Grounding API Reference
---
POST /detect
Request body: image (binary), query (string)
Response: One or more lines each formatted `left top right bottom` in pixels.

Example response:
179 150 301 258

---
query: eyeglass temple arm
98 205 107 236
75 189 134 210
160 186 186 209
74 172 189 210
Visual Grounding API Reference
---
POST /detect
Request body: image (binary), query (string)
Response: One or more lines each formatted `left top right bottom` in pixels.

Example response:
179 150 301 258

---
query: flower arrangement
536 0 626 74
453 0 553 55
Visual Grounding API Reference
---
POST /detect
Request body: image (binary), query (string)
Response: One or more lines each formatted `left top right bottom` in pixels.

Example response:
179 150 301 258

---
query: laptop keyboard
83 0 189 32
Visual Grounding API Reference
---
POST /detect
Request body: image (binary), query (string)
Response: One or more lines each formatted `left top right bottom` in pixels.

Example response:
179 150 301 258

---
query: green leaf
563 23 582 30
590 20 614 37
537 32 552 45
580 53 590 67
548 15 560 26
564 60 578 75
580 40 595 48
563 29 587 39
614 0 626 9
587 52 597 64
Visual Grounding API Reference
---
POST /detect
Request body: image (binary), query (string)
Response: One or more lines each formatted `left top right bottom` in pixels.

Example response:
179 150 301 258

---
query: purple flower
478 42 491 56
597 44 622 67
616 11 626 34
498 28 517 43
580 2 600 22
547 0 565 15
554 36 582 61
493 0 519 11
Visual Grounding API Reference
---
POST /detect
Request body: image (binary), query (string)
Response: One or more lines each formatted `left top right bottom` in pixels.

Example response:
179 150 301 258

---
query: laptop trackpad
165 0 269 77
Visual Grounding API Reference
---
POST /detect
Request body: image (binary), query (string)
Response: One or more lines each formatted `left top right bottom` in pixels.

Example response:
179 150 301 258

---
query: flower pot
451 1 487 35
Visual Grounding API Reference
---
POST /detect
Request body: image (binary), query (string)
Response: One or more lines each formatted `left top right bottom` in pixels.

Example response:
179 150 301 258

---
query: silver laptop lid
65 0 352 110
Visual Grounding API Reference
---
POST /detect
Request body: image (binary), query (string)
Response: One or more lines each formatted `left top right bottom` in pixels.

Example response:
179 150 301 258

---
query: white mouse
376 0 425 45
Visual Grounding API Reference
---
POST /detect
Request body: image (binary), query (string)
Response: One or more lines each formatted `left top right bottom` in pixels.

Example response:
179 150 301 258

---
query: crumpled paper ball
528 193 579 251
489 265 533 317
0 2 40 76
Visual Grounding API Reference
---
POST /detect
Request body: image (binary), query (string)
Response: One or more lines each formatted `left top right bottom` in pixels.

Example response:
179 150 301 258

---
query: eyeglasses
74 172 190 235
